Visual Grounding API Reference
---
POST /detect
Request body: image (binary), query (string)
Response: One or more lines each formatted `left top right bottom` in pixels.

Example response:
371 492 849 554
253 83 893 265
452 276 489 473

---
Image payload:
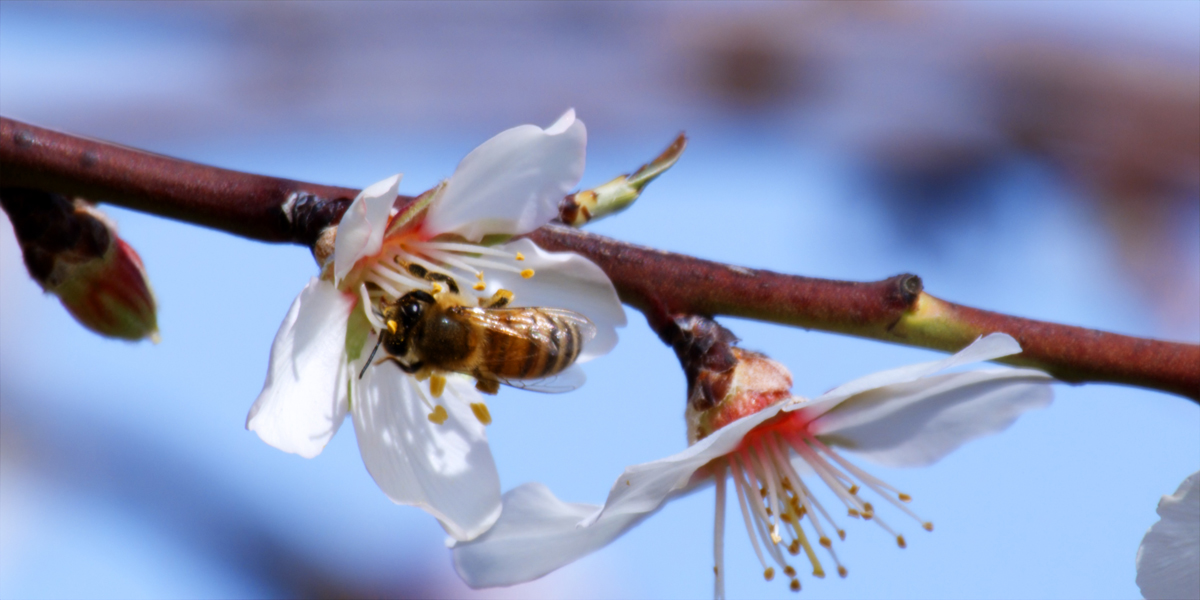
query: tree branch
3 116 1196 401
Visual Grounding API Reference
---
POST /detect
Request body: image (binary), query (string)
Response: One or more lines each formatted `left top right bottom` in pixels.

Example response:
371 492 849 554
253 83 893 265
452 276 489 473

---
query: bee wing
530 308 597 346
461 307 597 352
496 364 587 394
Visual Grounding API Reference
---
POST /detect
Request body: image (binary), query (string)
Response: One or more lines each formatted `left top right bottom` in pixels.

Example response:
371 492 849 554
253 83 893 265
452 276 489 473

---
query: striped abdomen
473 308 588 381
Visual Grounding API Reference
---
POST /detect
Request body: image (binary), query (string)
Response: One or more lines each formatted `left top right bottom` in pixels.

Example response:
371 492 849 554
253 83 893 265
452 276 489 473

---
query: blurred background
1 2 1197 598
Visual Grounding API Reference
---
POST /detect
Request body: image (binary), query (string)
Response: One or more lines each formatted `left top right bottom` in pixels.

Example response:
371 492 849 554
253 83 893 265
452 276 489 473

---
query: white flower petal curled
247 278 353 458
352 365 501 541
334 174 402 284
793 333 1025 416
1137 471 1200 600
452 482 638 588
424 110 586 241
481 238 626 362
810 368 1053 467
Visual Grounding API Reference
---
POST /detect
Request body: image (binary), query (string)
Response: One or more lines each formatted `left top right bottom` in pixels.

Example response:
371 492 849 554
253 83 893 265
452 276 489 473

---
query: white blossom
247 111 625 541
452 334 1052 594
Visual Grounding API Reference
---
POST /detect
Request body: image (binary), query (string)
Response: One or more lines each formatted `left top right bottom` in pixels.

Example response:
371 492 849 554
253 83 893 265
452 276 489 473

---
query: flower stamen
731 458 773 576
470 402 492 425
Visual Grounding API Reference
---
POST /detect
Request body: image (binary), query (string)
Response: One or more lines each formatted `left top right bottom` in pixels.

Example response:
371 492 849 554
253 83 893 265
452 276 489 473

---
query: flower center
711 413 934 596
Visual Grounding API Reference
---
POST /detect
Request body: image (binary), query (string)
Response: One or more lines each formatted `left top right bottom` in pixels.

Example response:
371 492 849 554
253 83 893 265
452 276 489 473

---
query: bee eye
402 302 423 324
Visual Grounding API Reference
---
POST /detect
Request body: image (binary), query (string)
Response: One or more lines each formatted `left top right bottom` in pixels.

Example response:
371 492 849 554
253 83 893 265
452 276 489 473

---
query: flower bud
559 133 686 226
1 189 159 342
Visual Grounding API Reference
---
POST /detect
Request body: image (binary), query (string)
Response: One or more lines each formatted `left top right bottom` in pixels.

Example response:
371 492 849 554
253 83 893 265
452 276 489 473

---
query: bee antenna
359 336 384 380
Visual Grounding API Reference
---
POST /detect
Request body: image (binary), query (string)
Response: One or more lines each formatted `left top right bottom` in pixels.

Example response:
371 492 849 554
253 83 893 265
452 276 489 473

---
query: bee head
397 289 435 330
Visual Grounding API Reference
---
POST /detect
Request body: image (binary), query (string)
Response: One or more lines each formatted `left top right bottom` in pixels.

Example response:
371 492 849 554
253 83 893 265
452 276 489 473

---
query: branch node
662 315 741 411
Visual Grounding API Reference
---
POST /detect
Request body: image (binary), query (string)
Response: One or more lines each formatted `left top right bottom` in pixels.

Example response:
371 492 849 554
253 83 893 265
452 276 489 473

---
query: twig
2 116 1196 401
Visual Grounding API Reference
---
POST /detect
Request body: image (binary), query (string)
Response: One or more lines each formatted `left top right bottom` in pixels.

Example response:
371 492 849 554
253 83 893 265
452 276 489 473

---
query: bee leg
474 378 501 395
425 271 460 295
382 356 423 374
481 289 514 308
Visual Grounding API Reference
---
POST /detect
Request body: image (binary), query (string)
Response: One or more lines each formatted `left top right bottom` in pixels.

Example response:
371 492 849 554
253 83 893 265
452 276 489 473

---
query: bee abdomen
483 310 583 380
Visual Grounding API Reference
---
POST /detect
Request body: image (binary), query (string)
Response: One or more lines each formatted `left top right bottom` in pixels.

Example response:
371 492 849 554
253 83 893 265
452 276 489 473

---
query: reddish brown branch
2 116 1196 401
0 119 355 245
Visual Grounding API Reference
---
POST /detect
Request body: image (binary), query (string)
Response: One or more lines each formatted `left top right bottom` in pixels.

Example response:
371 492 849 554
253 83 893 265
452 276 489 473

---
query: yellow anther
429 374 446 398
515 252 525 261
765 507 773 516
789 579 800 592
862 512 873 521
837 529 846 541
837 566 848 578
470 402 492 426
760 487 768 498
386 319 398 334
863 502 874 513
431 283 443 294
848 485 859 495
763 567 775 581
788 540 800 555
898 492 912 502
784 566 796 578
770 526 782 544
897 535 907 549
473 281 486 291
626 480 631 486
847 508 860 517
814 567 826 578
427 405 449 425
520 268 535 279
713 566 718 575
797 506 807 517
923 522 934 532
781 513 794 524
819 536 831 548
476 271 485 280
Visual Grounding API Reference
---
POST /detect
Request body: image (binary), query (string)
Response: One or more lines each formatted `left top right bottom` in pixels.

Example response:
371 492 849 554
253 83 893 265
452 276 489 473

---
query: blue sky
1 3 1197 599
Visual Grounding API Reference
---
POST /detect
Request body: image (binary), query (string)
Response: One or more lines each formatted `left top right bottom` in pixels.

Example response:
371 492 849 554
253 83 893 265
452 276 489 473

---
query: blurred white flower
246 110 625 541
452 334 1053 595
1137 471 1200 600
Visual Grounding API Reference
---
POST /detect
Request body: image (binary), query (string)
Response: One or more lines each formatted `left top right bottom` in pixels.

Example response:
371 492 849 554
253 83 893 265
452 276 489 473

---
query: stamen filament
714 463 727 600
731 459 771 574
786 434 866 514
370 261 429 291
358 284 385 331
363 274 402 299
412 240 518 257
737 453 791 569
807 435 931 528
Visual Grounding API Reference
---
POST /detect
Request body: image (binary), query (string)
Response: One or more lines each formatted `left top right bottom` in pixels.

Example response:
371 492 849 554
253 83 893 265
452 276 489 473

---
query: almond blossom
246 110 626 541
1136 471 1200 600
451 334 1053 594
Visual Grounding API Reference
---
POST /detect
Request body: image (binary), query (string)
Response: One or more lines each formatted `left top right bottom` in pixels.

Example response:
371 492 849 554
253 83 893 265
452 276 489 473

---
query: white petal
581 401 785 527
351 366 501 541
482 238 625 362
423 110 586 240
451 482 641 588
1137 471 1200 600
788 333 1026 419
453 401 791 587
333 174 402 284
247 278 353 459
811 368 1053 467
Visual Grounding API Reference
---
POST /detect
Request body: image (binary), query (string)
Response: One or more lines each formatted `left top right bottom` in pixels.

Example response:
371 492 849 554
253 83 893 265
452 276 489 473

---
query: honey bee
360 281 596 395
